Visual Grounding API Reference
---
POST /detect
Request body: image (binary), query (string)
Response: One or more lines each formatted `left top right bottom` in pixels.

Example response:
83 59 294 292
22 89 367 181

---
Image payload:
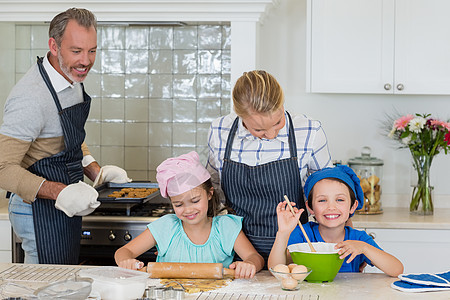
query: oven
12 185 173 266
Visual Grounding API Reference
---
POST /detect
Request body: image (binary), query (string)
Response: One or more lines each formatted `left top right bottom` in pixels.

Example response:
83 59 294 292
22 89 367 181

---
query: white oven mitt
55 181 100 217
93 165 132 188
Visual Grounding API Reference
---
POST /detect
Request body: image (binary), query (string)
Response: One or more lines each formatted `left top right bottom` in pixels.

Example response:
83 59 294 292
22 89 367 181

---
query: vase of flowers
388 113 450 215
410 153 433 214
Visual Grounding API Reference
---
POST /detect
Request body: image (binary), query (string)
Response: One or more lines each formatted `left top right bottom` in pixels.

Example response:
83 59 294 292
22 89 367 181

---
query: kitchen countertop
192 271 450 300
351 207 450 230
0 263 447 299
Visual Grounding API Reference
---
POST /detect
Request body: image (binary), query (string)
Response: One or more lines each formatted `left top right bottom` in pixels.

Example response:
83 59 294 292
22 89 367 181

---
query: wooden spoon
283 195 316 252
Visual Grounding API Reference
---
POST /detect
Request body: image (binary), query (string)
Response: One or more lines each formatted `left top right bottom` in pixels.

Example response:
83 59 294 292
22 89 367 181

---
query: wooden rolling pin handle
139 264 235 278
138 266 147 272
143 262 227 279
222 268 235 277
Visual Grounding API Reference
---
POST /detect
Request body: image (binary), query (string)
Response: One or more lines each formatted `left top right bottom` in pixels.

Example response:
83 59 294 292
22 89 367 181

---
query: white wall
257 0 450 207
1 1 449 207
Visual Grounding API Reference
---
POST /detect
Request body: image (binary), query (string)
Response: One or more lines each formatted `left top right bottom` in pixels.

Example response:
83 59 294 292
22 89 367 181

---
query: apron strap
36 56 64 112
285 111 297 159
224 117 239 160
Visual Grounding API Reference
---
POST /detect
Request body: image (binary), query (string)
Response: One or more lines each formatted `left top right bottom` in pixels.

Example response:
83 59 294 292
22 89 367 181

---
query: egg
288 263 297 272
291 265 308 280
281 277 298 290
273 264 290 273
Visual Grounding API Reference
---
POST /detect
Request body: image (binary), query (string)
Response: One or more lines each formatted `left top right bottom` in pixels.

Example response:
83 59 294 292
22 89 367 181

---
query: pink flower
445 132 450 146
394 115 414 130
430 119 443 126
444 122 450 130
430 119 445 129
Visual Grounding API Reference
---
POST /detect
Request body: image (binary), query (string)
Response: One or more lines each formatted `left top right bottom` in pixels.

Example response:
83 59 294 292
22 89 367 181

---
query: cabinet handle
368 232 376 240
396 83 404 91
384 83 391 90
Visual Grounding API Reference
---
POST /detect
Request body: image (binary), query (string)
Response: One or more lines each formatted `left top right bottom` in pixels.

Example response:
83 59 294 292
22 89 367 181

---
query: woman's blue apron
28 57 91 264
221 112 306 261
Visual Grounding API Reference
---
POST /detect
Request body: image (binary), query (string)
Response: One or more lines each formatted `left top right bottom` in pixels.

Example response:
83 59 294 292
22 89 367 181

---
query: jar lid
348 146 383 166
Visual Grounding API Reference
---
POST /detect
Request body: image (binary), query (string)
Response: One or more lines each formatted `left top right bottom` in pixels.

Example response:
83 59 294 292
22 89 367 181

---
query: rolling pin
139 262 235 279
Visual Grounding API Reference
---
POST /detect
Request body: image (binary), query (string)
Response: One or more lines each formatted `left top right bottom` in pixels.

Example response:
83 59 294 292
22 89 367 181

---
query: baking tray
96 181 160 205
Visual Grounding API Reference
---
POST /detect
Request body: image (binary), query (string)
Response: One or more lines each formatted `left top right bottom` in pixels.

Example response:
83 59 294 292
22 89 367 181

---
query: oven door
80 220 157 265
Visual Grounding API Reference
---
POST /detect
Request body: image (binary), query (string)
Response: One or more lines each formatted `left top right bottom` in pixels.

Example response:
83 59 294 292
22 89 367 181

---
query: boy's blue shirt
287 221 383 272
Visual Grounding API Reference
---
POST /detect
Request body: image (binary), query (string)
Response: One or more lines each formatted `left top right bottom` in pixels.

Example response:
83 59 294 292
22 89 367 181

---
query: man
0 8 130 264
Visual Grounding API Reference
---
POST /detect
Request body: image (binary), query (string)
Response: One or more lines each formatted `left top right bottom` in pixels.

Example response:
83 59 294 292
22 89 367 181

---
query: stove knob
108 231 116 241
124 232 132 241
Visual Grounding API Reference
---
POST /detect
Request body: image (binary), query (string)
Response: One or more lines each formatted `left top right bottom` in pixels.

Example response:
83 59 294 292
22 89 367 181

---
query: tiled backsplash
15 23 231 181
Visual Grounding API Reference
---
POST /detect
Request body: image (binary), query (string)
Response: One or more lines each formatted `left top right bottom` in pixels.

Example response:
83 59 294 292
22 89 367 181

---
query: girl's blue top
148 214 242 267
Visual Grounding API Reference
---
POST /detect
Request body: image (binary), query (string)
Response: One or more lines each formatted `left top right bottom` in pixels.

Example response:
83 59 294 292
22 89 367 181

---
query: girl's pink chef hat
156 151 211 198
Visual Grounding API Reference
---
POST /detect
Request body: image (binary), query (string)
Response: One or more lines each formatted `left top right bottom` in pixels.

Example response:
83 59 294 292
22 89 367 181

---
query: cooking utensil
269 266 312 290
96 181 160 204
283 195 316 252
95 181 164 214
288 242 343 282
78 266 148 300
138 262 235 279
34 277 93 299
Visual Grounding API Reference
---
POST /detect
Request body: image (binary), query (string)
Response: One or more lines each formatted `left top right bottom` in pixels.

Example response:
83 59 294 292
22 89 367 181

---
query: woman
206 70 332 262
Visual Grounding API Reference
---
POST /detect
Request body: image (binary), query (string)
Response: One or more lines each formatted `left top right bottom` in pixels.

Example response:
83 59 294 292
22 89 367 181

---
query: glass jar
348 147 384 214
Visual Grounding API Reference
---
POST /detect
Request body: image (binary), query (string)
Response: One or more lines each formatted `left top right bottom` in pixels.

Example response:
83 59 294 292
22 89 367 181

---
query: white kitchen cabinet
0 219 12 263
357 228 450 274
307 0 450 94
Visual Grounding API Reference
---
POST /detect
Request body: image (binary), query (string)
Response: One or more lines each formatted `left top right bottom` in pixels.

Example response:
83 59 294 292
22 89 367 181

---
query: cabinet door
363 228 450 274
308 0 394 93
395 0 450 94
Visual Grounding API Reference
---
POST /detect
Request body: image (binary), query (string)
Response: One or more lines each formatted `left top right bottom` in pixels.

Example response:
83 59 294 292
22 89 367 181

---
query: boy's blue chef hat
304 165 364 213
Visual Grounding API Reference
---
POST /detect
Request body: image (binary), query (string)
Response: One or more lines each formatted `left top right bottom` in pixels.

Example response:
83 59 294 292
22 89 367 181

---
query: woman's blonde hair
232 70 284 118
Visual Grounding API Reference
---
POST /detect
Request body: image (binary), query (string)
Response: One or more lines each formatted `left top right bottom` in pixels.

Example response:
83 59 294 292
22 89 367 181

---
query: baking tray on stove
96 181 160 205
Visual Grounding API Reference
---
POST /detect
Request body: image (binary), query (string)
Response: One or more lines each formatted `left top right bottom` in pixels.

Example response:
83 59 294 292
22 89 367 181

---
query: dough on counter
160 278 232 294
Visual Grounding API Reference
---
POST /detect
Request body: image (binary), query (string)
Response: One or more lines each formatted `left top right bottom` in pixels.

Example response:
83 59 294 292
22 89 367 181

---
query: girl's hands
276 201 304 234
228 261 257 279
335 240 367 263
117 258 144 270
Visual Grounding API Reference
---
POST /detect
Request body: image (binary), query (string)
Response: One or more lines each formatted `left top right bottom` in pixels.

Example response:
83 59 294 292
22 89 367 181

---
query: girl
115 151 264 279
268 165 403 277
